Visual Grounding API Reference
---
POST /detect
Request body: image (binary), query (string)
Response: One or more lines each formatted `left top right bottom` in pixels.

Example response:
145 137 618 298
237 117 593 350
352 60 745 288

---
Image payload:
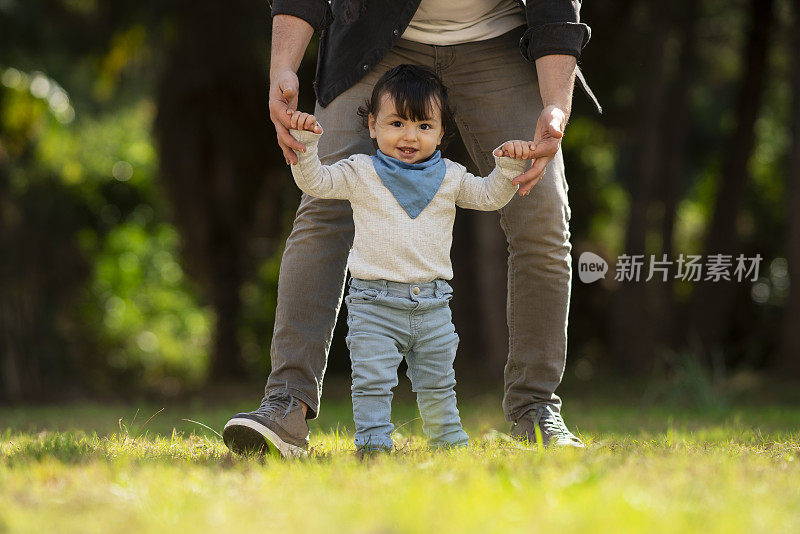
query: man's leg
224 39 438 455
263 119 370 418
440 28 581 446
223 94 372 455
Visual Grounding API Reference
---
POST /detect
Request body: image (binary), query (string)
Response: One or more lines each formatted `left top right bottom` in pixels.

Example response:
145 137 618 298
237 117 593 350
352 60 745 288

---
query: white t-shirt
402 0 526 46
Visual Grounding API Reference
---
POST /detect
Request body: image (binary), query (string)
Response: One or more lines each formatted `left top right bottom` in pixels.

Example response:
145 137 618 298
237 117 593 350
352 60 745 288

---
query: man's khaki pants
265 26 572 422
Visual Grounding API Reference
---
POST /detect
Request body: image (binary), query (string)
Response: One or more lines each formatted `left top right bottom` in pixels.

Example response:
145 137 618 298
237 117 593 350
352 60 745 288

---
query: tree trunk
779 0 800 376
612 1 670 373
689 0 774 363
657 0 700 350
209 231 247 379
0 163 21 401
0 290 26 402
0 160 88 400
154 0 282 380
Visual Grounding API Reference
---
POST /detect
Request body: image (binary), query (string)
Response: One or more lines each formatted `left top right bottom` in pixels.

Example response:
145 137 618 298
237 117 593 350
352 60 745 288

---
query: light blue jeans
345 278 470 450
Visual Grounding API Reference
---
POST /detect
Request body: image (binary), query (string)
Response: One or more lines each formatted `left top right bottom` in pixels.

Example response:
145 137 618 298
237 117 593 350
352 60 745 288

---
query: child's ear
368 114 377 139
438 128 445 146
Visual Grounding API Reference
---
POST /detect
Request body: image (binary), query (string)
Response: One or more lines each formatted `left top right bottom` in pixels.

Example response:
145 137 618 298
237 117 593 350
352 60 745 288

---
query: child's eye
391 121 403 127
420 124 431 130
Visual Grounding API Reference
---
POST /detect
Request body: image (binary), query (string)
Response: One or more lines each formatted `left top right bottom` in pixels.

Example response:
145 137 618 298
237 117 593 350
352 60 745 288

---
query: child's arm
455 141 531 211
287 111 360 200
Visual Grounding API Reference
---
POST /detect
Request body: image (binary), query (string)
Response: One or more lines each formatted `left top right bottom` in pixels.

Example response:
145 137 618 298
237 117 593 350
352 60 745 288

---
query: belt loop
434 279 443 298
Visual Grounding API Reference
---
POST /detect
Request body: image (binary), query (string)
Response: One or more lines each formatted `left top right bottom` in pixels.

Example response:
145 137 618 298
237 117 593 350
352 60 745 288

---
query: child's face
368 94 444 164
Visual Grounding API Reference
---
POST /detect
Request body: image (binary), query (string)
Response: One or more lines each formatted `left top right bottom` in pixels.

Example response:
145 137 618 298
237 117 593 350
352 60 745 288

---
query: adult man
223 0 599 457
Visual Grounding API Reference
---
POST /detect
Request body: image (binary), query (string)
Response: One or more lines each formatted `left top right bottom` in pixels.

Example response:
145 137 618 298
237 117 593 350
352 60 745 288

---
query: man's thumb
547 119 565 139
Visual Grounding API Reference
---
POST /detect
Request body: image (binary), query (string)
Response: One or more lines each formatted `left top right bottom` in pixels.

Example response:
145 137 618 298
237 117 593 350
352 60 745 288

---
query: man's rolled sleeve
271 0 333 31
520 0 600 113
519 23 590 61
521 0 590 60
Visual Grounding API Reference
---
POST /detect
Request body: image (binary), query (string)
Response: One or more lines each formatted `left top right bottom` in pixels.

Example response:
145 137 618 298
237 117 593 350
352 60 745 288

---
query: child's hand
493 140 535 160
287 109 322 134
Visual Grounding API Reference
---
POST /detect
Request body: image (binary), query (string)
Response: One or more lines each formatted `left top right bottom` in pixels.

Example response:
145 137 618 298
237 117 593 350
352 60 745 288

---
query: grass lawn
1 381 799 533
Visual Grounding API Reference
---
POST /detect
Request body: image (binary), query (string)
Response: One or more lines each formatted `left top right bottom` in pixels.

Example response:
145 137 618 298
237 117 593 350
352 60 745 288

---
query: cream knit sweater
290 128 525 283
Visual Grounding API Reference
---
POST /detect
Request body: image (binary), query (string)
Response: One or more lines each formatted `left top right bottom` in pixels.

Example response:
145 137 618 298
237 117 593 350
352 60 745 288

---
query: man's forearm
535 54 577 126
270 14 314 79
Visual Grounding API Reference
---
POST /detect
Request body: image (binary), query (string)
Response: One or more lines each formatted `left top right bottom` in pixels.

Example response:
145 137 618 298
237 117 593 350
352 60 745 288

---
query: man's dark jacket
271 0 599 112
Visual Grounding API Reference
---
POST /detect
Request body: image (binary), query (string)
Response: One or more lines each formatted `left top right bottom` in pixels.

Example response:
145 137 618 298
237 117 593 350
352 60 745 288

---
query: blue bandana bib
371 150 446 219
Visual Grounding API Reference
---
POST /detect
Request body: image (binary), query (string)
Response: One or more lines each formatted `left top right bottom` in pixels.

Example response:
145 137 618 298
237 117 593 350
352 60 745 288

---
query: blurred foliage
82 221 211 392
1 63 213 396
562 117 627 257
238 244 283 378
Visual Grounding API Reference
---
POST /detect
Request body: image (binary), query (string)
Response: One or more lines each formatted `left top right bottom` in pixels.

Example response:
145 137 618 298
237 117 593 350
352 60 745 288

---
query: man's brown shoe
510 405 585 448
223 390 309 458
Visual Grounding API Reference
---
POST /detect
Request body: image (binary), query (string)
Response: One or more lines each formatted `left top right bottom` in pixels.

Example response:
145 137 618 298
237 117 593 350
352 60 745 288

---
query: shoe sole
509 428 586 449
223 418 307 458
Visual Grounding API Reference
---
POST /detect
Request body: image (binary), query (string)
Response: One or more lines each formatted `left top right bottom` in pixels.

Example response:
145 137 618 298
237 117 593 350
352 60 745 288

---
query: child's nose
402 127 417 140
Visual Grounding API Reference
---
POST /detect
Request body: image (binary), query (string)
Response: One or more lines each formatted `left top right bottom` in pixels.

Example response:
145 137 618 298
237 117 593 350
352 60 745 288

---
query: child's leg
346 288 406 451
405 287 468 447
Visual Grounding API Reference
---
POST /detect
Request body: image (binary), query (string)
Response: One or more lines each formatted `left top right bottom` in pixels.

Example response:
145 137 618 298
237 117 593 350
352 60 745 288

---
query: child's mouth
398 147 418 156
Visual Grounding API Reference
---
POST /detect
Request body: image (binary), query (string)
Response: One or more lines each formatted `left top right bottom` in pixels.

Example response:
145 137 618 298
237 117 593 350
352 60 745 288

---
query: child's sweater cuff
290 127 323 146
492 145 531 177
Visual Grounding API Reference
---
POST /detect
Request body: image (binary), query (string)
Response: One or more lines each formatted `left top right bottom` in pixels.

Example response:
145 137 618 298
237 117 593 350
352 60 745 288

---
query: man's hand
269 69 306 165
512 105 566 196
268 14 314 165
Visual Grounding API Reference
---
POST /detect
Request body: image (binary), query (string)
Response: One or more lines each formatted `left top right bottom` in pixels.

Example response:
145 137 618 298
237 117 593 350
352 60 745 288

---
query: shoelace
258 389 299 419
534 405 578 441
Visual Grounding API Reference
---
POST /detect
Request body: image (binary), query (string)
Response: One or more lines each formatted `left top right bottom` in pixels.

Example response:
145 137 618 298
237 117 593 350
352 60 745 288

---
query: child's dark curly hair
357 64 457 146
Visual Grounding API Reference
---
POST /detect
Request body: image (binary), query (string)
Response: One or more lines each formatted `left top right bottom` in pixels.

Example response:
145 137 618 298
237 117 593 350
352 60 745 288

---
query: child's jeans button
412 286 420 295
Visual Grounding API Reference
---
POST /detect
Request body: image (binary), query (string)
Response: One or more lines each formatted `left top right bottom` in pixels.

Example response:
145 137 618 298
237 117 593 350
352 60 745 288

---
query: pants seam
433 45 457 72
453 114 493 173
